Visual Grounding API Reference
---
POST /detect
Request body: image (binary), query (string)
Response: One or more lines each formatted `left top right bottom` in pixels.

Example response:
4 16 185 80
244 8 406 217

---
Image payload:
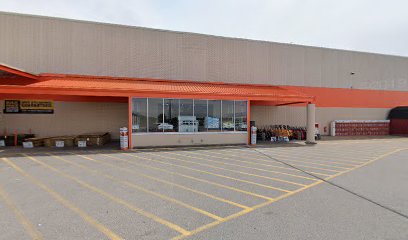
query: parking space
1 137 407 240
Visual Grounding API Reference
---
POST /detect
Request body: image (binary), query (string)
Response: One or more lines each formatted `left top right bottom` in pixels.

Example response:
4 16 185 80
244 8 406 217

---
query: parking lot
1 137 408 240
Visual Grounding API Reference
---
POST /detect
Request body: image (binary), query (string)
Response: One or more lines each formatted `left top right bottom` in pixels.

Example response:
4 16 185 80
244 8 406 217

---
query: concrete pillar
306 103 316 144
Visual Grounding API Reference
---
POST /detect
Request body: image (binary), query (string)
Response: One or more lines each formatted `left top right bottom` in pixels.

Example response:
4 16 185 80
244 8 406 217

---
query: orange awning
0 64 314 104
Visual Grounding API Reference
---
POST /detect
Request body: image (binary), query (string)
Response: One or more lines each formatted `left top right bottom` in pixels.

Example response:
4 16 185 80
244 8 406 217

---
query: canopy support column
128 96 133 149
247 100 251 145
306 103 316 144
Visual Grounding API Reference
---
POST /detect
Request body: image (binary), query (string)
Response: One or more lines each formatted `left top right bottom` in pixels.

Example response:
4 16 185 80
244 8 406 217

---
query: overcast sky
1 0 408 56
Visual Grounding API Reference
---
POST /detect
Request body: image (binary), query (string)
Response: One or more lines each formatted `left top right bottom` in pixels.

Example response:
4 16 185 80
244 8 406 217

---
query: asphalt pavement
0 137 407 240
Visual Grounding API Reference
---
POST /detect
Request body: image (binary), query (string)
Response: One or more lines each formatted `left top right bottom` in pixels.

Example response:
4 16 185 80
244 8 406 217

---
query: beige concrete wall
1 101 127 139
0 12 408 91
132 132 247 147
252 106 389 135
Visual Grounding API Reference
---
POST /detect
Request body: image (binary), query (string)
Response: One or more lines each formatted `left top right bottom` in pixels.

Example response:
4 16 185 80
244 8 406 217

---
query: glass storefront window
132 97 248 134
148 98 164 132
207 100 221 132
179 99 196 132
222 100 234 131
194 100 207 132
132 98 147 133
164 99 179 132
235 101 248 131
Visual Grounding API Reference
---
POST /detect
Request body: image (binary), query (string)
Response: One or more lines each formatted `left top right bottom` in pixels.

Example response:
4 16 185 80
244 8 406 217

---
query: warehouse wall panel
132 132 248 147
1 101 127 139
1 12 408 91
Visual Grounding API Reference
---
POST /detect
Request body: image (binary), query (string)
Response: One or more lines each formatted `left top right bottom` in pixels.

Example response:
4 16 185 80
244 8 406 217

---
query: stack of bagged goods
23 137 49 147
44 136 75 147
74 132 111 147
2 132 112 148
331 120 390 136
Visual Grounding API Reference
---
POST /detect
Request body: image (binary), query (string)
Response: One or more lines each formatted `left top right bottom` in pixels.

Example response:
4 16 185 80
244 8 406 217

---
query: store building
1 12 408 148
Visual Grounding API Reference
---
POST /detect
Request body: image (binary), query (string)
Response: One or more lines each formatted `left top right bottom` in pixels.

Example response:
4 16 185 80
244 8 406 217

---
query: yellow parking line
65 153 251 210
262 156 351 170
168 151 318 181
172 177 325 240
0 182 43 240
171 208 254 240
162 152 306 187
193 149 344 173
203 154 332 177
150 152 306 188
225 150 369 165
275 161 342 173
267 152 370 164
1 157 123 240
49 153 224 221
21 154 190 236
225 148 372 160
171 147 406 240
260 153 359 167
190 150 309 172
263 148 376 159
250 156 343 173
102 153 275 201
323 148 407 181
124 152 293 193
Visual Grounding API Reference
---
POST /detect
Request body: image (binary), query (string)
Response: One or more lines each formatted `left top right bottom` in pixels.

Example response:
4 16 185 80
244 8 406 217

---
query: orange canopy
0 64 314 104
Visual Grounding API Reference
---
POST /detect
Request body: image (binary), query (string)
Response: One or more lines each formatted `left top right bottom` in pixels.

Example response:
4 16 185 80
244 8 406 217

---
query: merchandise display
74 132 111 146
257 125 308 142
44 136 75 147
